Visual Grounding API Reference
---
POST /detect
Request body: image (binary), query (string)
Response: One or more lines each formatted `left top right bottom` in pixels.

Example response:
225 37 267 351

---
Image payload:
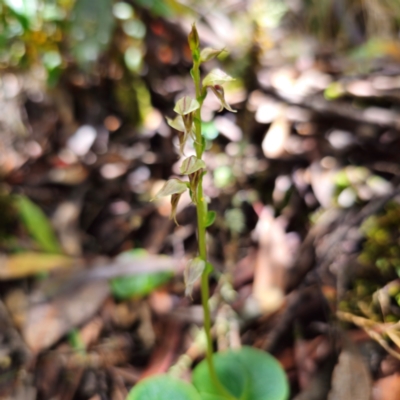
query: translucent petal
200 47 225 63
174 96 200 116
166 115 185 132
180 156 206 175
203 69 235 87
152 178 188 200
184 257 205 298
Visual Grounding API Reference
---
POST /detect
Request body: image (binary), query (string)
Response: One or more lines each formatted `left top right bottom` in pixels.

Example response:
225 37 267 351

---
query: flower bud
188 23 200 58
189 169 203 204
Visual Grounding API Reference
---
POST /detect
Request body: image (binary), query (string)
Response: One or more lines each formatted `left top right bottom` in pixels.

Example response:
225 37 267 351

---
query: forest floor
2 10 400 400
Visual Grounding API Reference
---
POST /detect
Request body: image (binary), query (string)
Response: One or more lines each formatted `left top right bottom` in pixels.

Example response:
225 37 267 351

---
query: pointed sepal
209 85 237 113
166 115 195 155
152 178 188 200
188 169 203 204
174 96 200 116
180 156 206 175
202 68 235 87
166 115 185 132
200 47 225 63
184 257 205 298
170 193 182 225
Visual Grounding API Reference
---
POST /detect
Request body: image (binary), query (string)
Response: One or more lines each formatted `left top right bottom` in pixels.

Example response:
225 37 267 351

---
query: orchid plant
127 24 289 400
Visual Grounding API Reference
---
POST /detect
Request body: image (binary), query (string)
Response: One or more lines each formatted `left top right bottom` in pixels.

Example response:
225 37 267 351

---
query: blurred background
1 0 400 399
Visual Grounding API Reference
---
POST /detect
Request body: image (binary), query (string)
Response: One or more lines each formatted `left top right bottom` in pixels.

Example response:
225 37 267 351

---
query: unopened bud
188 23 200 56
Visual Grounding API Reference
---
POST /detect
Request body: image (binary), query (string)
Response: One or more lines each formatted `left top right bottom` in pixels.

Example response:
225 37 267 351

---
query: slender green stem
192 60 236 400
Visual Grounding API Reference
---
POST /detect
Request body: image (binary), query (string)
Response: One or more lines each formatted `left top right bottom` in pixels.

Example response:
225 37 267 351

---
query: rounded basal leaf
197 396 226 400
174 96 200 116
202 69 234 87
152 179 188 200
193 346 289 400
128 374 201 400
184 257 205 298
180 156 206 175
166 115 186 132
200 48 225 63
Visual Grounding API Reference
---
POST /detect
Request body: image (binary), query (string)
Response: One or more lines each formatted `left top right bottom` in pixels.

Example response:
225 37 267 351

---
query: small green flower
203 69 236 113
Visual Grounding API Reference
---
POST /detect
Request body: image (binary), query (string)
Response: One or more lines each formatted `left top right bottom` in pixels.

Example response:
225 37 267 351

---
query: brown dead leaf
0 252 75 280
109 366 129 400
4 289 29 329
52 200 82 256
140 319 182 379
328 337 372 400
48 164 89 185
373 374 400 400
79 316 104 348
149 290 174 315
251 207 296 314
112 299 139 329
295 335 331 390
21 281 109 353
309 160 337 209
262 109 290 159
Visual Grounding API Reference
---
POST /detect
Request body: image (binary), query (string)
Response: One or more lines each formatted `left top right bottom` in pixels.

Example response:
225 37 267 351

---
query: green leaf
202 69 235 87
205 211 216 228
111 271 172 299
180 156 206 175
193 346 289 400
127 374 201 400
174 96 200 116
199 395 227 400
152 179 188 200
110 250 173 300
14 195 62 253
184 257 205 298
